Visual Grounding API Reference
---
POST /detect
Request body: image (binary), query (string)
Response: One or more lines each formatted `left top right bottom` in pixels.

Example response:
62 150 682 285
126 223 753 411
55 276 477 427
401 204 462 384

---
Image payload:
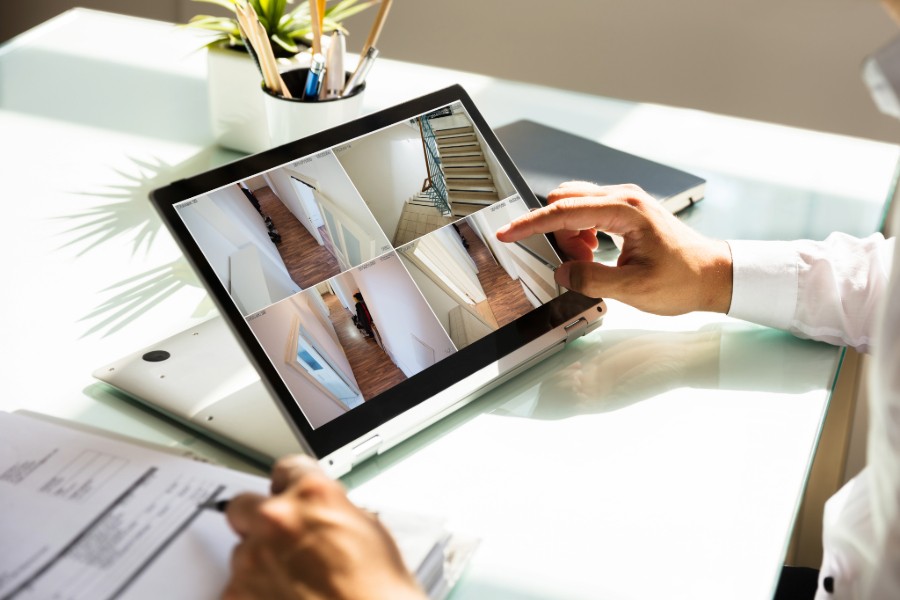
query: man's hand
496 182 733 316
223 455 426 600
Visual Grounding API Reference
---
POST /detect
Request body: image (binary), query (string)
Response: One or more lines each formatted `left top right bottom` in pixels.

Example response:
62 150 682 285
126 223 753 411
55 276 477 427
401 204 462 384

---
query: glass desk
1 9 898 599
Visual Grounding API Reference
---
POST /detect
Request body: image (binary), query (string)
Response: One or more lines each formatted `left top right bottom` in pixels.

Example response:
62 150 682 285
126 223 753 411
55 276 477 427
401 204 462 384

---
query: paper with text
0 412 265 599
0 412 464 599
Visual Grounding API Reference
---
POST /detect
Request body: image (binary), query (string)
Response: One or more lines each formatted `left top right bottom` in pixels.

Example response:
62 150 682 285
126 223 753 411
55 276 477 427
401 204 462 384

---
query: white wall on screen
179 197 237 288
334 123 428 237
249 293 359 428
414 231 484 304
286 152 388 250
265 168 320 242
245 175 268 191
329 271 357 312
352 253 454 377
469 206 558 305
469 204 522 281
179 192 300 301
208 185 285 274
306 286 341 348
398 252 460 333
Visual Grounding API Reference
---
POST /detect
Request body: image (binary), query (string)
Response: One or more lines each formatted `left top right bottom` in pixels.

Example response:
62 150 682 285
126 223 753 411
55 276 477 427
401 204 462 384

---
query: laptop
494 120 705 213
95 85 607 477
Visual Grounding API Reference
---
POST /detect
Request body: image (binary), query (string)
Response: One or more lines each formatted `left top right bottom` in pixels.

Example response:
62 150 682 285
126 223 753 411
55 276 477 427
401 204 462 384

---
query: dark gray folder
495 120 705 213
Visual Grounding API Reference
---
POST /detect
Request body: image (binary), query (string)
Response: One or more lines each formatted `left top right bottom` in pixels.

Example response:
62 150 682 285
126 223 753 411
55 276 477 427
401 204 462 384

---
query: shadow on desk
347 322 836 489
55 149 239 337
498 323 837 421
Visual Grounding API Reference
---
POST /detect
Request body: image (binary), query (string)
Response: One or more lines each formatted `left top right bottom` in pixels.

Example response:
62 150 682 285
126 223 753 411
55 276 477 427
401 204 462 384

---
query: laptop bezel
150 84 602 459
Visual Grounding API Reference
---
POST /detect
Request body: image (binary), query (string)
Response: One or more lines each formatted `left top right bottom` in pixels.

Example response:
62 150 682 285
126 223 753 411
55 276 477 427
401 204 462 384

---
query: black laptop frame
151 85 599 458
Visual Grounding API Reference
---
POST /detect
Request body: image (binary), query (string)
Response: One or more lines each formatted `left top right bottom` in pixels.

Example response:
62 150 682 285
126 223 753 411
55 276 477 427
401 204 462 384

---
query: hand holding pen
212 455 425 600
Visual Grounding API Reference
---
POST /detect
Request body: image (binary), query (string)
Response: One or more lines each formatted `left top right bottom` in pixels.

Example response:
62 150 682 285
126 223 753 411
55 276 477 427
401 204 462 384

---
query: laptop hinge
350 434 383 465
564 317 589 344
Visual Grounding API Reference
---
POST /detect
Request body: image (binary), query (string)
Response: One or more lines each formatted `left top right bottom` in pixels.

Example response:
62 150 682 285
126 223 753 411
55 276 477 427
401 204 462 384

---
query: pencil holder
262 68 366 147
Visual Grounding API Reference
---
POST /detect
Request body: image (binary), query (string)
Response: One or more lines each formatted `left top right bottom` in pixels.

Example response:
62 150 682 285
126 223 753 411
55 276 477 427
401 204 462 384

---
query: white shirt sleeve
727 233 894 353
727 231 900 599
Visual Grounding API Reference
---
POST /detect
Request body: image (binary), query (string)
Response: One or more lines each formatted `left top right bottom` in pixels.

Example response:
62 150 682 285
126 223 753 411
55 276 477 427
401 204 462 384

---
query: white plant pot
206 44 310 154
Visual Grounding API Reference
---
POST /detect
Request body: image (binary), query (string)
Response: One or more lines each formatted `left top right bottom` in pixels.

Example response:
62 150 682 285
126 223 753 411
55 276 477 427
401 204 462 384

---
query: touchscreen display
173 101 562 429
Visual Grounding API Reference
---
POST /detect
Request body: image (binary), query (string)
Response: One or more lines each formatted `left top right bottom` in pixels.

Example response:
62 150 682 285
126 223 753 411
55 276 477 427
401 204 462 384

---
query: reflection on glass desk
1 8 898 600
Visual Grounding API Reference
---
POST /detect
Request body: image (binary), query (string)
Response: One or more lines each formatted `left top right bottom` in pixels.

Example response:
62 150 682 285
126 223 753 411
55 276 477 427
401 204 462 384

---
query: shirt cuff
726 240 799 332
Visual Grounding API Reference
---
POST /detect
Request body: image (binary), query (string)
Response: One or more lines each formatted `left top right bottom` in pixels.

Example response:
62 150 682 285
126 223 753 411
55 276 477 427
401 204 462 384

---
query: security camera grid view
175 102 563 429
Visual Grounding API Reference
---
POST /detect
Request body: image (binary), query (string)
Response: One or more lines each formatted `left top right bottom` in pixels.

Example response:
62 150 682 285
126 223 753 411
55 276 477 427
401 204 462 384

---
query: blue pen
304 53 325 99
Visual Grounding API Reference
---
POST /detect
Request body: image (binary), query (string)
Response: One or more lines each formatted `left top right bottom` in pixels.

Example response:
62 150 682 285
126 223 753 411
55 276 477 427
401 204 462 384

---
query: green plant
187 0 376 57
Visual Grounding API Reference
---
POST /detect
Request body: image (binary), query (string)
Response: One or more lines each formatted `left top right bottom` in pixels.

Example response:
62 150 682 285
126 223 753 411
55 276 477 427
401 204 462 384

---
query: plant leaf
187 0 374 54
261 0 275 29
321 18 347 34
287 1 311 20
272 0 288 29
271 32 299 54
286 26 313 42
327 0 376 17
187 15 241 34
324 1 378 30
248 0 271 32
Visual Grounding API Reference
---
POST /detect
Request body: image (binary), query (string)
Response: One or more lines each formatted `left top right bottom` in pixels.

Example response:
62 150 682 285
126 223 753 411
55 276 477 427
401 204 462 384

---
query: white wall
248 293 356 429
208 185 285 276
330 270 357 312
265 169 319 241
179 197 238 288
352 252 455 377
179 188 299 301
469 199 559 305
284 152 389 249
245 175 268 191
8 2 898 142
469 202 524 284
398 252 463 333
476 126 517 200
338 0 900 144
335 122 428 236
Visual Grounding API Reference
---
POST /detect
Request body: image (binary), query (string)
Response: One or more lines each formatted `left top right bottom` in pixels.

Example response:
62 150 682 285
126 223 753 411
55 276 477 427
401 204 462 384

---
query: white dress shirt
726 208 899 598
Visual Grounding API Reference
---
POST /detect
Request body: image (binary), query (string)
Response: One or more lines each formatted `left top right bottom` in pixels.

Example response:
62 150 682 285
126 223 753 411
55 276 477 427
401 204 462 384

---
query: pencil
360 0 392 56
309 0 323 56
240 1 292 98
234 4 271 87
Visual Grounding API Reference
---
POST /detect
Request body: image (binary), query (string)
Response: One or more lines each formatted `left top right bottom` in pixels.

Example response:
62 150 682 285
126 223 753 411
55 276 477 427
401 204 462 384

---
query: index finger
495 198 641 243
270 455 322 495
548 182 643 204
225 492 267 538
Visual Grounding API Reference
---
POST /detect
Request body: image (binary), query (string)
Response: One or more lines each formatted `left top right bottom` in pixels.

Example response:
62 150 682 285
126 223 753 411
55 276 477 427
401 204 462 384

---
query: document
0 412 472 599
0 412 263 599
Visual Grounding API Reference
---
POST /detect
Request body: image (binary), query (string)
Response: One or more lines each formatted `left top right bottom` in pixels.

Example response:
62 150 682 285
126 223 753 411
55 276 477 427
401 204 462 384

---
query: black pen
199 498 231 513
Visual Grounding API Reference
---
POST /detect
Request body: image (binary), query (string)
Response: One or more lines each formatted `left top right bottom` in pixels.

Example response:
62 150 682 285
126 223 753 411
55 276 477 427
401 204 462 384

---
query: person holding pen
223 454 426 600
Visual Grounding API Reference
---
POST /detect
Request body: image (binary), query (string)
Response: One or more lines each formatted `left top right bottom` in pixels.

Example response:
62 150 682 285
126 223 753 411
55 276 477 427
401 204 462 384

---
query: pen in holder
262 67 366 147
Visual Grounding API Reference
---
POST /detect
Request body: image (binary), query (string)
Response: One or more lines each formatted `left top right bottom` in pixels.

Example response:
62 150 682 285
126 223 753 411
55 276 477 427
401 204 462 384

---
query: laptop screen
154 86 599 457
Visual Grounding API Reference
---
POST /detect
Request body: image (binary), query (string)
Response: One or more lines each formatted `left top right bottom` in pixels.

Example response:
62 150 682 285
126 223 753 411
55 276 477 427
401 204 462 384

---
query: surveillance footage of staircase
392 114 501 246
